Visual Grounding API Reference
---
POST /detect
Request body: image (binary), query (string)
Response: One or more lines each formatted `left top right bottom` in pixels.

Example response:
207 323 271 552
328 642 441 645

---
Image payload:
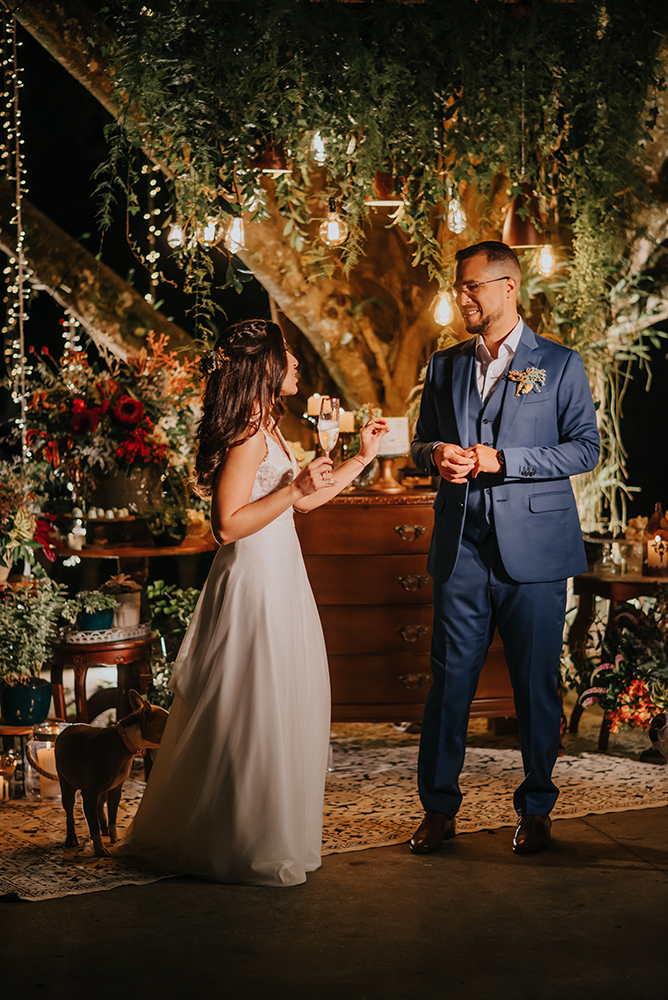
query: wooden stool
48 633 157 724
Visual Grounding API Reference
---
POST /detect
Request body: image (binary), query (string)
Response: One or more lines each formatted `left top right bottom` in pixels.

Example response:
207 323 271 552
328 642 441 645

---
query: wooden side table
568 570 665 749
48 633 157 724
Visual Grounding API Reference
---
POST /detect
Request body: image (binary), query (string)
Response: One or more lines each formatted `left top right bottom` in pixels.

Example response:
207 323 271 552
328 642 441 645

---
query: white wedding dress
120 431 331 886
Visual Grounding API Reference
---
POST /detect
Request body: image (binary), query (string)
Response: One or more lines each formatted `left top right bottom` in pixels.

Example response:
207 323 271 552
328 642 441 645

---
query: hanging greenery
93 0 668 530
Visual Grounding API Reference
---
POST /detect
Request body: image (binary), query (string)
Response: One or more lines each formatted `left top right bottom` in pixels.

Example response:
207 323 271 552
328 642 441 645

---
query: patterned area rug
1 739 666 901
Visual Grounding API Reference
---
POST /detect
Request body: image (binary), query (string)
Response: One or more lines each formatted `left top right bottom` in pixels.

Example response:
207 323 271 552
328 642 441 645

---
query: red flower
115 428 166 467
71 398 102 433
113 395 144 425
33 519 57 562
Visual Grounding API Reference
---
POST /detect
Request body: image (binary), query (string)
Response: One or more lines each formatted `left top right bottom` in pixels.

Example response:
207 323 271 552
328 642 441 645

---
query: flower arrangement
579 589 668 732
25 332 201 480
0 471 56 573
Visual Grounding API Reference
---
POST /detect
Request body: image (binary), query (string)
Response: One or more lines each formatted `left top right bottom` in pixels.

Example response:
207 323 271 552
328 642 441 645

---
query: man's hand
464 444 503 478
432 443 476 484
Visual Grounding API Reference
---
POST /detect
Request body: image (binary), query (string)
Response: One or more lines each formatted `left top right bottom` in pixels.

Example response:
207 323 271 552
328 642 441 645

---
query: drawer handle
397 672 430 690
397 574 430 592
394 523 427 541
396 624 429 643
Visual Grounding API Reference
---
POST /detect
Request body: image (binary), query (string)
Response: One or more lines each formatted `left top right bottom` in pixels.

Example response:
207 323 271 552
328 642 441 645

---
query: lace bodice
248 430 298 504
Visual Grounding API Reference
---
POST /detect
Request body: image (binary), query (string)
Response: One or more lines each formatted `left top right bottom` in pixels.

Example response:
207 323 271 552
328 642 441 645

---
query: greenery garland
95 0 668 529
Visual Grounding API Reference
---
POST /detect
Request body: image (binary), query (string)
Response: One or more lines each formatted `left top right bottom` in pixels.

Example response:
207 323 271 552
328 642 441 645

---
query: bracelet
352 455 367 468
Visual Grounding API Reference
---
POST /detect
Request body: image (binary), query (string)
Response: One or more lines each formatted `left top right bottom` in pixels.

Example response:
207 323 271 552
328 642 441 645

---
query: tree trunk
0 178 193 359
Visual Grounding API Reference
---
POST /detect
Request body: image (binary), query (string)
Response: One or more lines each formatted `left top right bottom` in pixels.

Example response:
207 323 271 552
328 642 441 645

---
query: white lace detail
248 430 297 504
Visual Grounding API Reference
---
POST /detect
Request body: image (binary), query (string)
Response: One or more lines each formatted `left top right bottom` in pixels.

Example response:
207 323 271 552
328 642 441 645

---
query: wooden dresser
295 490 515 723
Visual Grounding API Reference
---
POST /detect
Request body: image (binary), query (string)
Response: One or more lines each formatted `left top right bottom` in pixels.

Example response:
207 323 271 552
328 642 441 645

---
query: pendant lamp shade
502 183 543 249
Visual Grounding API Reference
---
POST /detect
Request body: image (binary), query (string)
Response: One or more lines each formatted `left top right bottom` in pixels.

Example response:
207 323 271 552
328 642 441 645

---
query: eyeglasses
450 276 511 298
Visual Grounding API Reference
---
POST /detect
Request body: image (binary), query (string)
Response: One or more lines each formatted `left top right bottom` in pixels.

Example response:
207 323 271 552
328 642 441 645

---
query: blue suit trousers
418 534 567 818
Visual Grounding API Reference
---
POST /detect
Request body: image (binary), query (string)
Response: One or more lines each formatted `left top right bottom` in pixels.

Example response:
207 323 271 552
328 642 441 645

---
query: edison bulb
166 223 185 248
224 217 245 254
536 244 555 277
318 211 349 247
433 289 455 326
196 217 224 248
446 197 467 235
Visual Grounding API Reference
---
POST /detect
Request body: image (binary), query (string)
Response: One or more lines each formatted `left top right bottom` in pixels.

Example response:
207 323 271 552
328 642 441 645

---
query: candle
339 410 355 433
307 394 321 416
646 533 668 572
37 746 60 799
0 775 8 801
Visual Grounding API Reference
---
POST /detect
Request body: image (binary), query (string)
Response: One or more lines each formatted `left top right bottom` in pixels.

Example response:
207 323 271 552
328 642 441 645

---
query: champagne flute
318 396 340 486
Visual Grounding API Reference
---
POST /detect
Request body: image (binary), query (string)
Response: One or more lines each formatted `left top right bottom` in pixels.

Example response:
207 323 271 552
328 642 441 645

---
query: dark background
3 23 667 524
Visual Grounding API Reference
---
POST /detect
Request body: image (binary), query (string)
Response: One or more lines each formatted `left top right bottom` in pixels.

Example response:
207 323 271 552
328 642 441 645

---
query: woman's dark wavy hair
193 319 288 499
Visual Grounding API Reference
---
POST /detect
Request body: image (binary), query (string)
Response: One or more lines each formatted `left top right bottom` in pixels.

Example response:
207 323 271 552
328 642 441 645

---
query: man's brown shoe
512 814 552 855
409 810 456 854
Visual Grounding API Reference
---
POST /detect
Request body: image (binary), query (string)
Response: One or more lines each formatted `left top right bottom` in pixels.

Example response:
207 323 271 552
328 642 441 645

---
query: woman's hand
357 418 390 463
292 456 335 497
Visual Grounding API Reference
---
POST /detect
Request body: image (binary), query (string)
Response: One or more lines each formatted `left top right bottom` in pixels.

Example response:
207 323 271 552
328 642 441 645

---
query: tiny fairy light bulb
310 130 327 165
224 217 245 254
166 223 185 249
446 196 467 235
536 244 555 277
433 289 455 327
318 200 348 248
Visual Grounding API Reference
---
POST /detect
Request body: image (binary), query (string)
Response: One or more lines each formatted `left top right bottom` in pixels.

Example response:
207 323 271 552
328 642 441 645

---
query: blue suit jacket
411 323 600 584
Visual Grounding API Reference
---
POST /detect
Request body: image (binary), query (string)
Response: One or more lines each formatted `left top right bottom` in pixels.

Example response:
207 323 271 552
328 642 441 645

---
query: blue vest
462 366 509 544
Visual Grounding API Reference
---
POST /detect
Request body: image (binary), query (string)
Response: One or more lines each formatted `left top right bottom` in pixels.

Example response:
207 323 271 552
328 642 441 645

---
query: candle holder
369 455 405 493
25 722 68 801
643 533 668 576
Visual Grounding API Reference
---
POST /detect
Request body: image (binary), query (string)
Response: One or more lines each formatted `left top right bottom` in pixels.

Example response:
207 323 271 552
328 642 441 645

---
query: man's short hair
455 241 521 281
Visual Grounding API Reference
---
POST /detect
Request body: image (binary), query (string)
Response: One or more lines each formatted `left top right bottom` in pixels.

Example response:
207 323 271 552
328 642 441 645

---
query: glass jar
25 722 68 801
0 749 21 800
593 541 621 577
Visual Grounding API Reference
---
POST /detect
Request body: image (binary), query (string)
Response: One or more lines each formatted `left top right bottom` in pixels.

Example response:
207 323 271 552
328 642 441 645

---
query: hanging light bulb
166 223 185 249
224 216 246 254
318 199 349 247
446 196 467 235
536 244 555 277
433 288 455 327
310 130 327 165
196 216 224 248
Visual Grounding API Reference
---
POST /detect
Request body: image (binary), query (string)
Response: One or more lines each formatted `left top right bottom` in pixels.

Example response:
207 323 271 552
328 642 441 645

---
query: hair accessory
198 346 231 375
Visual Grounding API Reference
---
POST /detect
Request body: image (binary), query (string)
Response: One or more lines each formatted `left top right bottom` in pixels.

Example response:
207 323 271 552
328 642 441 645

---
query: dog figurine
55 689 169 857
649 712 668 761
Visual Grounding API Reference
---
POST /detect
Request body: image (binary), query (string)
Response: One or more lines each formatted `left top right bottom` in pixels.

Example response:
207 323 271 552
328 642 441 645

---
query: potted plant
0 576 67 725
100 573 143 627
144 470 191 547
62 590 120 632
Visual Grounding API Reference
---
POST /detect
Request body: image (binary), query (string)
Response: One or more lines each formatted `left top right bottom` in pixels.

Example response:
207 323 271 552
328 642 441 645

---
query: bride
119 319 388 886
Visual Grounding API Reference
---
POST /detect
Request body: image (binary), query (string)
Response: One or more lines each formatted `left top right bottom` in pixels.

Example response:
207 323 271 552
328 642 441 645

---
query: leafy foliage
0 578 68 683
578 588 668 729
145 579 201 708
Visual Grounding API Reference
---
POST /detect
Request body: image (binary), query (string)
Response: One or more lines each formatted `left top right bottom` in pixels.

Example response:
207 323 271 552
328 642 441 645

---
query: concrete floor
2 788 667 998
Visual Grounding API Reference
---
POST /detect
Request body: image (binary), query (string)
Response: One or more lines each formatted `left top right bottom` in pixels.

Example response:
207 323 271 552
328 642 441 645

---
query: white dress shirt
475 318 523 402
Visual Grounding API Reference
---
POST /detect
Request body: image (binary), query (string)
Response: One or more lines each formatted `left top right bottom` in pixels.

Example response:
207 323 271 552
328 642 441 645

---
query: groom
410 241 600 855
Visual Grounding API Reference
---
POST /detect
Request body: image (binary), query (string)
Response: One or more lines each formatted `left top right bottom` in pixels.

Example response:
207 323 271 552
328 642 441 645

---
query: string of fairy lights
1 15 28 460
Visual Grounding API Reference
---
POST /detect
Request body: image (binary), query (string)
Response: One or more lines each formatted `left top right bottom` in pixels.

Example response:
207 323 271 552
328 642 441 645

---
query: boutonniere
507 367 547 396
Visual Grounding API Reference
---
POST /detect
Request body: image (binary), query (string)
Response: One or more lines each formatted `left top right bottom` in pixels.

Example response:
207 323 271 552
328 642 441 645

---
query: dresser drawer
319 605 432 654
304 554 432 605
296 504 433 554
329 654 432 705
